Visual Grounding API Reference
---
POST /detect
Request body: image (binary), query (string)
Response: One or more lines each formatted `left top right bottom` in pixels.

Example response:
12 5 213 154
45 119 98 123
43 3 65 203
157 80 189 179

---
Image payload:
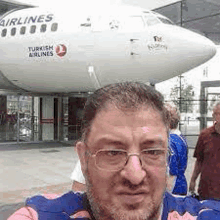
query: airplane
0 1 217 94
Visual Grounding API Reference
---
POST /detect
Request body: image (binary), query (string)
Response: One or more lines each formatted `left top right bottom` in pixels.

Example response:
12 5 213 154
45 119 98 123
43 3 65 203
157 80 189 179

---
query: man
9 82 220 220
71 104 189 195
189 102 220 200
166 104 188 195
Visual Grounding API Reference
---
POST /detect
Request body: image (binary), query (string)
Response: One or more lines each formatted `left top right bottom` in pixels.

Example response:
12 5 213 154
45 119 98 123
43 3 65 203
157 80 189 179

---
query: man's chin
108 205 160 220
108 197 160 220
88 195 161 220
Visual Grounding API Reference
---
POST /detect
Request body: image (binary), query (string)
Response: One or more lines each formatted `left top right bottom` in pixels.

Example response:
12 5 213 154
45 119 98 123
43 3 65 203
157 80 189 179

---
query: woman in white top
71 160 86 191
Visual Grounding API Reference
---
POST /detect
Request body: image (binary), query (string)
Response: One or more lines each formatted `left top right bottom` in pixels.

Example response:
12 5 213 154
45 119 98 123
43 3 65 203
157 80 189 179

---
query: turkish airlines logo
56 44 67 57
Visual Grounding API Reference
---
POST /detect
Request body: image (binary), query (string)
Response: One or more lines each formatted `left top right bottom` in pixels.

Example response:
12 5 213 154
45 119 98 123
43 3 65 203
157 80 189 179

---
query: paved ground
0 141 198 220
0 142 78 219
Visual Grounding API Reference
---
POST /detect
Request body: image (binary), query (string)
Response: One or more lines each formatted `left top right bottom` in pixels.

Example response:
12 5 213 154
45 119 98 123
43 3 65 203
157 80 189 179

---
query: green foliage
170 79 195 113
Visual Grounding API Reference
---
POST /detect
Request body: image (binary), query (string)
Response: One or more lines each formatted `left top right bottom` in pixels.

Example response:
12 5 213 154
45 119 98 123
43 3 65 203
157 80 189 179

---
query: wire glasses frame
87 148 168 171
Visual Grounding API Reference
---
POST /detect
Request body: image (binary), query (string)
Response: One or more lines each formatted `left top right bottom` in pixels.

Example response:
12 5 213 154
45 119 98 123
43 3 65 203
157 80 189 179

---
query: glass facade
0 94 86 143
154 0 220 44
0 95 33 142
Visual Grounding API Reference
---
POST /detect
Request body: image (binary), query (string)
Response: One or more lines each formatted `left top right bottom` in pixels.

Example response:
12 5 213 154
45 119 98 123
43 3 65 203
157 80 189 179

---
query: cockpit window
143 14 160 26
123 16 145 31
157 17 173 25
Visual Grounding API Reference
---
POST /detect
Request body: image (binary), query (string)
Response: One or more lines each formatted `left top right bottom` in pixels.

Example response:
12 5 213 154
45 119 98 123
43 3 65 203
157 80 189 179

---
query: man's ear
76 141 87 176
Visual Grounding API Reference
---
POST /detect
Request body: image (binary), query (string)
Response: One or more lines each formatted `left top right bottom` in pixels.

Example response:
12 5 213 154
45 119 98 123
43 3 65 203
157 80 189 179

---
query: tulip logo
56 44 67 57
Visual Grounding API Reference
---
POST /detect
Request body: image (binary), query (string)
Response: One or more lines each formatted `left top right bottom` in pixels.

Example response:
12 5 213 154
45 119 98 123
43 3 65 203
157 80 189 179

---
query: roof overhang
0 0 35 7
122 0 182 10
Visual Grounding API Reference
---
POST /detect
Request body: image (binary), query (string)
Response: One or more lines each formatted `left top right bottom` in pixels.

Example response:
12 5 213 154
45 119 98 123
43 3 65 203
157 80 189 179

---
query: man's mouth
117 190 149 205
119 193 146 205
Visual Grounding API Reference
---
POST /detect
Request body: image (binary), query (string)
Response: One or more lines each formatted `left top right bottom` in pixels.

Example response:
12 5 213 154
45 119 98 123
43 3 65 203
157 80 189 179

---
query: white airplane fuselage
0 5 217 93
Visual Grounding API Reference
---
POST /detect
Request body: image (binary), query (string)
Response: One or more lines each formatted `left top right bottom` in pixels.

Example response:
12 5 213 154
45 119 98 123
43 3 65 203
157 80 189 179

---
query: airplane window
158 17 173 25
143 14 160 26
30 25 36 34
40 24 47 33
1 29 7 37
51 23 58 32
20 26 26 35
11 27 16 36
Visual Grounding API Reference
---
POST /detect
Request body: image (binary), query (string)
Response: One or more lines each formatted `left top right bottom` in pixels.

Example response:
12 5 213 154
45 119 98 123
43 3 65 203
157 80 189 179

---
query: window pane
1 29 7 37
51 23 58 32
30 25 36 34
158 17 173 25
11 27 16 36
40 24 46 32
123 16 145 31
144 14 160 26
20 26 26 35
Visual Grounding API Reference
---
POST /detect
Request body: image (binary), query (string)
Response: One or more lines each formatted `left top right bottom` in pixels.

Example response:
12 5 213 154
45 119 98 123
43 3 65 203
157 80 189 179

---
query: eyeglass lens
95 149 166 171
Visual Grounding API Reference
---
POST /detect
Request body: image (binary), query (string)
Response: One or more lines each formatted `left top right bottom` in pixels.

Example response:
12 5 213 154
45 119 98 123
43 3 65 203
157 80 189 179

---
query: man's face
78 105 168 220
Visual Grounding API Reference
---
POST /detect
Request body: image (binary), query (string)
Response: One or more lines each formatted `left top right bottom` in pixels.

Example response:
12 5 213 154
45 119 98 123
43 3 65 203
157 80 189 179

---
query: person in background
166 103 188 195
189 102 220 200
71 159 86 191
8 82 220 220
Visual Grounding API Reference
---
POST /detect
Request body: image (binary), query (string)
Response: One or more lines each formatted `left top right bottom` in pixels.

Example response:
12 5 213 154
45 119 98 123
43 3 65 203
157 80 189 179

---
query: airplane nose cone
169 26 217 70
191 30 216 59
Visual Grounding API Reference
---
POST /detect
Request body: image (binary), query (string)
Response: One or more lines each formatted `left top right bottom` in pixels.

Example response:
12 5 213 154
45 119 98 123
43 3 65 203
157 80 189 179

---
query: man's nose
120 155 146 185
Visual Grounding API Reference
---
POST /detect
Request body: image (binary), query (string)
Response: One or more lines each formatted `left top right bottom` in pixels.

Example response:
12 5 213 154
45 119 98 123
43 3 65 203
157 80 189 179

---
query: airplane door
123 16 148 62
127 16 146 57
87 14 149 85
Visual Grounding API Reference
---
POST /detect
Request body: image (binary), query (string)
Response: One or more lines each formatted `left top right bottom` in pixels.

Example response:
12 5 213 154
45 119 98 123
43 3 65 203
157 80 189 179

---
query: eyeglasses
88 148 167 171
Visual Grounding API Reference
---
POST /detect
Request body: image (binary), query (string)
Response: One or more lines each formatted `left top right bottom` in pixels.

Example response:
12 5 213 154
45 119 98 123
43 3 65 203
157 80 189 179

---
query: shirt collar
170 129 181 135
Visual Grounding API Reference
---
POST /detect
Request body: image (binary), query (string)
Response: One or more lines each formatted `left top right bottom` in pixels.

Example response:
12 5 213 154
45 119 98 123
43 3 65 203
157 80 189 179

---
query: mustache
110 177 150 193
121 178 146 189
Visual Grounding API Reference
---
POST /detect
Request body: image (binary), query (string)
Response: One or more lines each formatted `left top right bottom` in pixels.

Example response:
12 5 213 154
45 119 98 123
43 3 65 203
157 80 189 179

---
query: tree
170 77 195 113
208 95 220 112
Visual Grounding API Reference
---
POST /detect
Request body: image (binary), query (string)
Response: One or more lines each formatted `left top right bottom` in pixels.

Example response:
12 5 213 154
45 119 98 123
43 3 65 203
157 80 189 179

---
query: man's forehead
95 104 163 122
87 104 168 145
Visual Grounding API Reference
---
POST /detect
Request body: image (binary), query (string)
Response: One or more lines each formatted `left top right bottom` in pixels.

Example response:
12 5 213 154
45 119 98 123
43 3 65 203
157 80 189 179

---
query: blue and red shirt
8 191 220 220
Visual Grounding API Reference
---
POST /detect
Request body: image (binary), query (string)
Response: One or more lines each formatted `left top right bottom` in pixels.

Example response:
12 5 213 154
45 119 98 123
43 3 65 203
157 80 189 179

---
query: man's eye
106 150 121 156
142 149 164 156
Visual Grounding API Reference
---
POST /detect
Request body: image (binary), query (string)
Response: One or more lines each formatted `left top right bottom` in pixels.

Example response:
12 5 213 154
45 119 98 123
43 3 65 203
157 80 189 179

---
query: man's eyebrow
141 139 164 147
92 138 125 148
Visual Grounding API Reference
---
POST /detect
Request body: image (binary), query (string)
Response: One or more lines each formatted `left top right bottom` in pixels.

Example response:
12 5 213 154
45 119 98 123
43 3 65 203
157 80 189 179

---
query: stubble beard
85 172 164 220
